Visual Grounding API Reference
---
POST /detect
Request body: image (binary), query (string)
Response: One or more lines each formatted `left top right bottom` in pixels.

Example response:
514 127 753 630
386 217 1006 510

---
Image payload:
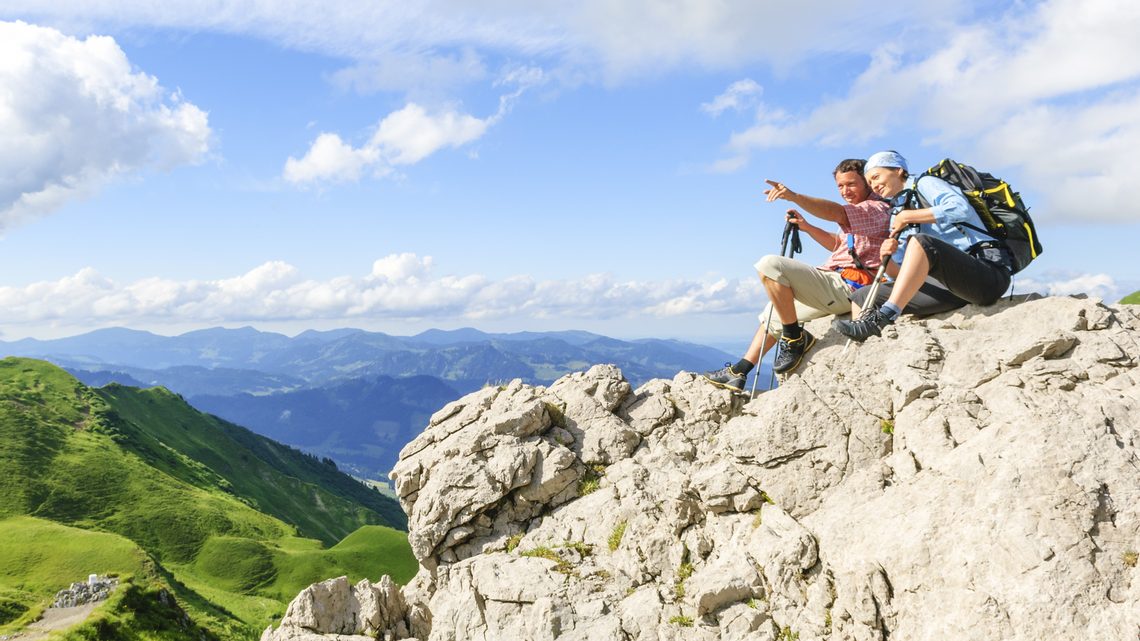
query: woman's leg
914 235 1011 305
836 240 932 340
852 279 966 318
886 240 932 310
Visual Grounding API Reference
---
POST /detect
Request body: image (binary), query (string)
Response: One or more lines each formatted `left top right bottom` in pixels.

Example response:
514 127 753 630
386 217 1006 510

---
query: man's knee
755 254 796 284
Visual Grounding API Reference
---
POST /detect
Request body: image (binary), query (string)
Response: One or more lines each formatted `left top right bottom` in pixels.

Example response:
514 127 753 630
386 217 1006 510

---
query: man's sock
879 301 902 321
782 323 803 341
731 359 755 375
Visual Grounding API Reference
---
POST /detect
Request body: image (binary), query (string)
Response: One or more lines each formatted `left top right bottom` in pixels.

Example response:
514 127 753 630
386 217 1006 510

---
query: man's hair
833 158 866 177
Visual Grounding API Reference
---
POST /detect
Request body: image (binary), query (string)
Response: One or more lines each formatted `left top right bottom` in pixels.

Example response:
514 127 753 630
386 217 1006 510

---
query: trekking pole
751 220 801 396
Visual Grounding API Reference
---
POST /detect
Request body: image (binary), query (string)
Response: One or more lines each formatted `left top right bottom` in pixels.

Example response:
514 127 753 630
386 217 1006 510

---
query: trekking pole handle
879 225 915 264
781 212 802 258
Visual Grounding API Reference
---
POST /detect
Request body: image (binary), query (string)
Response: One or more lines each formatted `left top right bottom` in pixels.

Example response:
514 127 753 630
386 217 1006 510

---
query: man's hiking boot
773 329 816 374
703 363 746 392
834 307 894 342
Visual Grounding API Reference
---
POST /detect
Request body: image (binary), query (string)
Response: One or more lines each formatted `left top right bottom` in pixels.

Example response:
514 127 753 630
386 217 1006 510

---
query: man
704 159 891 391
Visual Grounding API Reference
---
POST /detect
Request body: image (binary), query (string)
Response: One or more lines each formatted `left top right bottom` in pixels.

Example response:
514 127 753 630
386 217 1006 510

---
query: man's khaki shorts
754 255 854 337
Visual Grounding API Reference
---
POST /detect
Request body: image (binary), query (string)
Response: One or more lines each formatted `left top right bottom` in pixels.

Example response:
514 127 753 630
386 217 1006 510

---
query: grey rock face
260 576 409 641
263 297 1140 641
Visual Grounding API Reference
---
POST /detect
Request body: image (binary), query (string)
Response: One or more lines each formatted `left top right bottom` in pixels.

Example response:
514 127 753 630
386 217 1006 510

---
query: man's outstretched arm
764 180 849 226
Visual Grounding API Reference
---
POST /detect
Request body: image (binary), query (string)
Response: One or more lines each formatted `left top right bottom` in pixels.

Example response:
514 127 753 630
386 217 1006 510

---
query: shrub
561 541 593 557
520 547 576 575
674 561 694 599
779 626 800 641
577 463 607 496
608 521 628 552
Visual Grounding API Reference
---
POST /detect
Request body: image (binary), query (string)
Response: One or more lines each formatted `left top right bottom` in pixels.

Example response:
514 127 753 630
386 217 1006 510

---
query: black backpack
912 159 1042 273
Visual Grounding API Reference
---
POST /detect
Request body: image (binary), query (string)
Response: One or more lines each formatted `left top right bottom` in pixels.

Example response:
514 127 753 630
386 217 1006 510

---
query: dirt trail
6 602 100 641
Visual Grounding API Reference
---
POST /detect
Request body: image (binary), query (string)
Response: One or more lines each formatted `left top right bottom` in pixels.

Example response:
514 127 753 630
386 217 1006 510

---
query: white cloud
1 259 1124 337
373 104 489 165
710 0 1140 222
0 254 766 328
282 132 378 184
329 48 488 98
701 79 762 117
285 63 546 185
283 103 490 184
0 3 975 192
2 1 969 86
1015 272 1119 301
0 20 211 231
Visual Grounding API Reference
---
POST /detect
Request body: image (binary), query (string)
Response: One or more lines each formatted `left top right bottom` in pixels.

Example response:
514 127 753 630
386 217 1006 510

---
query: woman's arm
889 208 936 237
915 176 973 225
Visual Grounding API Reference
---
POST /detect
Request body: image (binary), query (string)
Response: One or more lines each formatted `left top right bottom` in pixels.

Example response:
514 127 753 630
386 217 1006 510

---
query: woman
835 151 1012 341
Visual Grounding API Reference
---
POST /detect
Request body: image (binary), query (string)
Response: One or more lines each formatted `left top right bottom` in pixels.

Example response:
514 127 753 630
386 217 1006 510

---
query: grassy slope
264 525 417 601
0 358 289 564
0 516 241 640
1122 290 1140 304
0 358 417 639
174 525 417 629
96 383 406 542
0 516 150 631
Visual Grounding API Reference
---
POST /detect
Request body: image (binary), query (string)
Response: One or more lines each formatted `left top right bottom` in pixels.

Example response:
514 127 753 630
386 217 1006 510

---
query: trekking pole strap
787 224 802 257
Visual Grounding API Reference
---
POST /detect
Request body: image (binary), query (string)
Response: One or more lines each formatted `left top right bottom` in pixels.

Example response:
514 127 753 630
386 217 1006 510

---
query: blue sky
0 1 1137 348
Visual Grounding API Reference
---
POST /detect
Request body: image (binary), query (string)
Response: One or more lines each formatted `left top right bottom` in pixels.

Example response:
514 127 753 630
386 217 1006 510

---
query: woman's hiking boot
703 363 747 392
773 329 816 374
834 307 894 342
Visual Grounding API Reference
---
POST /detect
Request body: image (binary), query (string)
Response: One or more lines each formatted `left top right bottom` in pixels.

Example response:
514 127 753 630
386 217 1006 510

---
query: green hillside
0 516 150 629
0 516 232 640
0 358 417 640
95 383 406 541
1122 290 1140 304
175 526 416 626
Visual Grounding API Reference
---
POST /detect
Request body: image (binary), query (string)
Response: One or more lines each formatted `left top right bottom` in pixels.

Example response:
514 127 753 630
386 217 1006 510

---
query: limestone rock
263 576 411 641
265 296 1140 641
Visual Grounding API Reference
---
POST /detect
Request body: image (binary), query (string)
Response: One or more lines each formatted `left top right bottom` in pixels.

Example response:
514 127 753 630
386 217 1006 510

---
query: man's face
865 167 906 199
834 171 871 204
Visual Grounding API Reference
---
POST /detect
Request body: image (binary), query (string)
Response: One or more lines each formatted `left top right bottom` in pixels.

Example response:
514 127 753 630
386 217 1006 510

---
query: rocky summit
262 296 1140 641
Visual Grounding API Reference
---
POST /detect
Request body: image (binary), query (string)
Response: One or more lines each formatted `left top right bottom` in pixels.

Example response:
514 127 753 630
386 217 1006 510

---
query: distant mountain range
0 326 735 392
0 326 744 478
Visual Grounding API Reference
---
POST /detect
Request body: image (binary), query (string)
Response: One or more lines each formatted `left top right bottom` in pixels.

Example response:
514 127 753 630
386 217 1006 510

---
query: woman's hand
890 208 936 235
880 237 898 260
890 210 916 236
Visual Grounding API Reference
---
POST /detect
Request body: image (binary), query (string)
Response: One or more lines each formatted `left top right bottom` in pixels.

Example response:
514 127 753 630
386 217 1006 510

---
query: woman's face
865 166 906 199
